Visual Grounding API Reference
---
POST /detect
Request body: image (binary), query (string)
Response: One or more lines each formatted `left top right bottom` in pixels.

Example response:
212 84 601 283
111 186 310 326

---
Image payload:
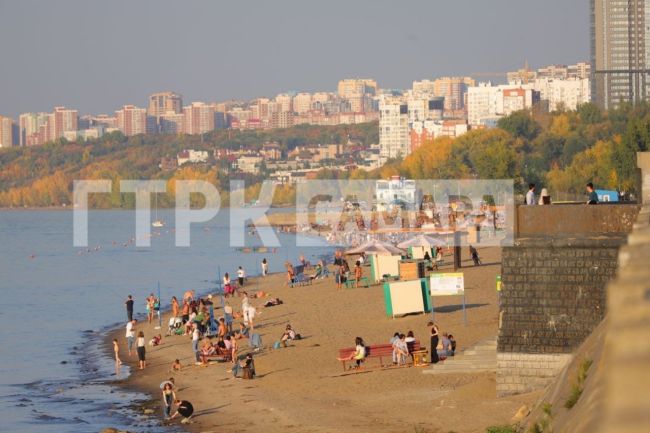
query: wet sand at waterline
110 247 538 433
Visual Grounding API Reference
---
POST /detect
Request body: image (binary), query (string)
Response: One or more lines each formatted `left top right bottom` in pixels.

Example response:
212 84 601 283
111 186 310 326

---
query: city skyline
0 0 589 117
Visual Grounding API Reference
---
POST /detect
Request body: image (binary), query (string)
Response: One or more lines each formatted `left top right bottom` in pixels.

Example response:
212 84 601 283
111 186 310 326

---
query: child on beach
113 338 122 366
149 334 162 346
171 359 182 372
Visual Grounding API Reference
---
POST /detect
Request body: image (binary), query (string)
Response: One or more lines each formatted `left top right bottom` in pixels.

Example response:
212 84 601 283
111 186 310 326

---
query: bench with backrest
337 340 422 371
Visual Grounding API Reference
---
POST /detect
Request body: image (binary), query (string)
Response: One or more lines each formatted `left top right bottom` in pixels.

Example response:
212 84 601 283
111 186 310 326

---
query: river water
0 209 332 433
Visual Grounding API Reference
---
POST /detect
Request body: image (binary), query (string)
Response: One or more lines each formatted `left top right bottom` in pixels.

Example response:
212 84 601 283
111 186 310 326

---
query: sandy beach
109 247 538 433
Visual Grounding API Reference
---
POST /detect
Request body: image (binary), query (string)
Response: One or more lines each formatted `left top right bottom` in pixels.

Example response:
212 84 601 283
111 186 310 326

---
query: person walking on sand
125 295 134 322
261 258 269 276
237 266 246 287
171 296 179 319
162 382 176 420
192 323 201 365
113 338 122 366
126 319 137 356
429 322 440 364
136 331 146 369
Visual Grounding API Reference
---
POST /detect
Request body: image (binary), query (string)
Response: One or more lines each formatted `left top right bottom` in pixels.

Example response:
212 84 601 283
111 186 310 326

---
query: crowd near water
0 209 332 433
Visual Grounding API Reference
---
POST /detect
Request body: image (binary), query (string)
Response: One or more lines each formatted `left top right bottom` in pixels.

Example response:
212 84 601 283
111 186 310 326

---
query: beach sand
110 247 538 433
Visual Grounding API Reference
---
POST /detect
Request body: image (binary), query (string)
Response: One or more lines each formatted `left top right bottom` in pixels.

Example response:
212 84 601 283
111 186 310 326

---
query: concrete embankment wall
497 233 627 396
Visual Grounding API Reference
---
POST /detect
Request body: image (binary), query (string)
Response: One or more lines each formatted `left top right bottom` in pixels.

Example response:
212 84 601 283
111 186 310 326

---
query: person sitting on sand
448 334 456 355
149 334 163 346
437 332 454 357
234 322 250 340
171 359 182 372
170 399 194 423
337 337 366 369
280 324 299 347
231 353 255 379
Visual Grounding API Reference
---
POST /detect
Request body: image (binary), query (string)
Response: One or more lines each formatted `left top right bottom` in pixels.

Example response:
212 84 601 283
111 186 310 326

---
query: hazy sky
0 0 589 117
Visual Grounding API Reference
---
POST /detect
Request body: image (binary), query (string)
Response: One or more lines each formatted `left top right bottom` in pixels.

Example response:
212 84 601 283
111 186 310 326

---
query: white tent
345 239 403 256
397 234 446 248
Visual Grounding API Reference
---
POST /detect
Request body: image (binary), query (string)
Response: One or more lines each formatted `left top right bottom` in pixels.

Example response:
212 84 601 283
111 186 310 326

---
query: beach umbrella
397 234 446 248
345 239 403 256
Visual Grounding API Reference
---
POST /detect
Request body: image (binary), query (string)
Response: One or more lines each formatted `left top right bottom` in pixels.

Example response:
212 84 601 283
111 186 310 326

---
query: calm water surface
0 209 331 433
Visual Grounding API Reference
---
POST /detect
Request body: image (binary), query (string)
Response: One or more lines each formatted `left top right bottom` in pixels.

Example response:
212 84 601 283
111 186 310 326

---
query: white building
375 176 420 211
529 77 591 111
292 93 313 114
236 155 264 174
177 149 209 165
467 83 540 126
379 98 410 160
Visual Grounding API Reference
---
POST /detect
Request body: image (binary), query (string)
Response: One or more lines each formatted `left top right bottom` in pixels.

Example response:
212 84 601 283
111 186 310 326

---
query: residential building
530 77 591 111
48 106 78 141
274 93 293 112
182 102 215 135
0 116 14 147
467 83 540 126
292 93 313 114
433 77 475 111
147 91 183 117
591 0 650 108
90 114 117 128
236 155 264 174
379 98 410 159
410 119 468 151
261 142 283 160
63 126 105 142
177 149 209 165
337 79 378 98
159 111 184 134
18 112 49 146
507 62 592 84
115 105 149 136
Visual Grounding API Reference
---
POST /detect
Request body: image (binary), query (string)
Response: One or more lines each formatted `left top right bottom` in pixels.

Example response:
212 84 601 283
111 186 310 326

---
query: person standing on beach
162 382 176 420
126 319 137 356
113 338 122 368
145 293 154 324
125 295 134 322
192 323 201 365
136 331 146 369
429 322 440 364
261 258 269 276
237 266 246 287
224 302 233 333
171 296 179 319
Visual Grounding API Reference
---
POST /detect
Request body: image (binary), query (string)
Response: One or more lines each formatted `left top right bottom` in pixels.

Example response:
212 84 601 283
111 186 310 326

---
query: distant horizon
0 0 589 118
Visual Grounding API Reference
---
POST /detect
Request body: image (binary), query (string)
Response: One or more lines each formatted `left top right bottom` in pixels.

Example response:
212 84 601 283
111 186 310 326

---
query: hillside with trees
1 101 648 208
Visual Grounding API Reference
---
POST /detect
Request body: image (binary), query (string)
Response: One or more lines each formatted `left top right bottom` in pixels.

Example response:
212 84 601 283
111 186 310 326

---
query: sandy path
114 247 536 433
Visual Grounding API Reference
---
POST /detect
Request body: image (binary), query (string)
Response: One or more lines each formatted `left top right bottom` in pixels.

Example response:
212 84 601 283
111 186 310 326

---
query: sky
0 0 589 117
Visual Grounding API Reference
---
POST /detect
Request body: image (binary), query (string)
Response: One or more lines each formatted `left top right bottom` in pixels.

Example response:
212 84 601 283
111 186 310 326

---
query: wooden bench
345 276 369 288
337 340 423 371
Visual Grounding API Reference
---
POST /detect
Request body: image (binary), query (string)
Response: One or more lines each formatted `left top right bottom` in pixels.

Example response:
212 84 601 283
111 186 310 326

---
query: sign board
429 273 464 296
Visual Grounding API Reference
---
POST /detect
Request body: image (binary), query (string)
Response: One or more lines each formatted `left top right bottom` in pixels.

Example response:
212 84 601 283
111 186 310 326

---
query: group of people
429 322 456 364
332 251 365 290
161 378 194 423
390 331 418 365
526 182 600 205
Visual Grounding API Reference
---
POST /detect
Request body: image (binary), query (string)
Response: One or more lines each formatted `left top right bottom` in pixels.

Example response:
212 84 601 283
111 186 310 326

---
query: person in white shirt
192 324 201 365
125 320 137 356
261 258 269 276
525 183 536 205
244 304 256 330
237 266 245 287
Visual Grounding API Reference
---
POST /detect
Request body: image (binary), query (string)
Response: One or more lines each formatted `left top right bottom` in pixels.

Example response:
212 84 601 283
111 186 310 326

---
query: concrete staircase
423 337 497 375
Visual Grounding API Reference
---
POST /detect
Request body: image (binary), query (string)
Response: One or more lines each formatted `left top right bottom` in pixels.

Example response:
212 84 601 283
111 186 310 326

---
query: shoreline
102 248 538 433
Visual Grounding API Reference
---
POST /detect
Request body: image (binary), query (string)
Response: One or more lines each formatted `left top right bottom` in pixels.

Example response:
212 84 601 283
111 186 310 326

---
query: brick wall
497 235 626 396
